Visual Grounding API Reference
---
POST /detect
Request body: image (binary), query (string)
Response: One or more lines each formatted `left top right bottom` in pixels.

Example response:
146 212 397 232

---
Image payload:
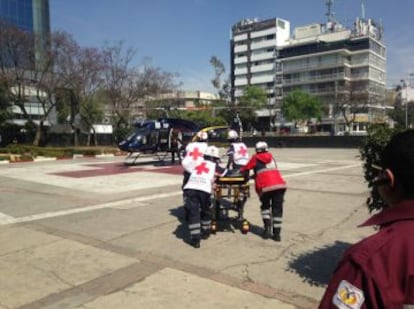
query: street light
401 73 414 129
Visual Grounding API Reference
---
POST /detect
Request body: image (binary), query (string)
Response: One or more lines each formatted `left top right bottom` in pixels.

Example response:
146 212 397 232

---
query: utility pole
402 73 414 129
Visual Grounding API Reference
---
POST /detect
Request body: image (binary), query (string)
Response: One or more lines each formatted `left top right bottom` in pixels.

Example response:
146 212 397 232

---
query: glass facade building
0 0 50 65
0 0 50 37
0 0 53 129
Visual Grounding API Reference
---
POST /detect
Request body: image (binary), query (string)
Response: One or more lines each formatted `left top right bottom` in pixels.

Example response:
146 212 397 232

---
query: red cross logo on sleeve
195 162 210 175
189 147 203 160
237 146 247 156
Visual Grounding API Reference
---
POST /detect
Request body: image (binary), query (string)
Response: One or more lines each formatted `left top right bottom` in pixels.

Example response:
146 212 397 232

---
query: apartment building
277 18 387 133
230 8 387 133
230 18 290 107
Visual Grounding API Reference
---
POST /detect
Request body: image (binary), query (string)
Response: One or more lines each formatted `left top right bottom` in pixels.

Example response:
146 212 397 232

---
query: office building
230 3 387 133
0 0 50 63
0 0 50 34
277 18 387 133
230 18 290 107
0 0 53 128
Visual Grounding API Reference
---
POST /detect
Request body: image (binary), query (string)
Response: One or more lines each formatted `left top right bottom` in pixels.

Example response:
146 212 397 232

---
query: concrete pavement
0 148 374 308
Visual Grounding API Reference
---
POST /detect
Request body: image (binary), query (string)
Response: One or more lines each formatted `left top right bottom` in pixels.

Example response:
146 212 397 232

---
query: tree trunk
32 121 43 146
71 125 79 146
87 132 91 146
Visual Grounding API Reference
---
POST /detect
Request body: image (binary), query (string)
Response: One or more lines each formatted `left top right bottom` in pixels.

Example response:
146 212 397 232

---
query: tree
80 93 104 146
210 56 230 101
389 84 414 129
333 81 384 133
360 124 398 212
101 41 138 131
139 62 181 118
0 21 37 139
73 47 106 145
0 84 11 125
54 35 106 145
29 31 82 146
237 85 267 130
0 24 82 146
282 90 323 129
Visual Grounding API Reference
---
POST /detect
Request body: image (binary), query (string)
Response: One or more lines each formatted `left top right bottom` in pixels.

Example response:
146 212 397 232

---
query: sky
50 0 414 93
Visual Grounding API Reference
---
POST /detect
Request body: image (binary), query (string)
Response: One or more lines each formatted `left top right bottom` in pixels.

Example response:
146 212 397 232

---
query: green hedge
359 124 400 212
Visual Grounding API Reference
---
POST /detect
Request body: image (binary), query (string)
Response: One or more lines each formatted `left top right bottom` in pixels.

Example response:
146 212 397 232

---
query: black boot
201 230 210 240
272 234 281 242
190 238 200 248
273 227 281 242
262 225 272 239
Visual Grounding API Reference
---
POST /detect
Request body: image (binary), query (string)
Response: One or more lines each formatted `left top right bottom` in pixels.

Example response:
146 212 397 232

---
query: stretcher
211 171 250 234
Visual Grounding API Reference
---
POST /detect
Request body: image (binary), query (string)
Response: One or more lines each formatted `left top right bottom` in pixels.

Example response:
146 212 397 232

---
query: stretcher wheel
211 221 217 234
241 220 250 234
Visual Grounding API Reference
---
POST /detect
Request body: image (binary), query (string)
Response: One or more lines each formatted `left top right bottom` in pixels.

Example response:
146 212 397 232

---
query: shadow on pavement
169 206 190 244
286 241 351 287
168 204 264 242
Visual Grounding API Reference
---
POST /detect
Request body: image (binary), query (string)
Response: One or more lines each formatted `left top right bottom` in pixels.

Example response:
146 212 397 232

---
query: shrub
359 124 399 212
0 155 10 161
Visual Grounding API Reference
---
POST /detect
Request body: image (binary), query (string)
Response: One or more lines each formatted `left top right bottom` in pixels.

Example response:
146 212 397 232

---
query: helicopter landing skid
124 150 178 165
124 151 143 165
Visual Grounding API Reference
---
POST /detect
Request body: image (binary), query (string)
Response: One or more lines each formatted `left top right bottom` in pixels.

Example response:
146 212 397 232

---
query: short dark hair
381 129 414 197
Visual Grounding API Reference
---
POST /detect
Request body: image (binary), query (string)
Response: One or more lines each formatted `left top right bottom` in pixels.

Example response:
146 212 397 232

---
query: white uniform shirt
231 142 249 166
183 160 216 194
182 142 208 173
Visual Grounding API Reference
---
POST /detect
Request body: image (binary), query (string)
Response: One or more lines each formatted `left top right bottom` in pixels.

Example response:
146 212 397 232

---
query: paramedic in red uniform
240 141 286 241
319 129 414 309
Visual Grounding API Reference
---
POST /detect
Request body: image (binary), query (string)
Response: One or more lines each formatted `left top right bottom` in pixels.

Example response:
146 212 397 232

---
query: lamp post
402 73 414 129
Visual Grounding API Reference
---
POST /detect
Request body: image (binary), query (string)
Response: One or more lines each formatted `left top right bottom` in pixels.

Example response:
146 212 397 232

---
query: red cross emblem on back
189 147 203 160
238 146 247 156
195 162 210 175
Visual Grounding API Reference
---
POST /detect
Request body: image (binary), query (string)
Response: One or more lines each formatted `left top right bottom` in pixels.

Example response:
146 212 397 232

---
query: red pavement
50 163 184 178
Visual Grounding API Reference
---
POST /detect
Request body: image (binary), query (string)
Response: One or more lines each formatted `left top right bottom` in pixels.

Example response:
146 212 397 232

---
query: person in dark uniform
240 141 287 241
230 112 243 139
182 146 227 248
170 129 182 164
319 129 414 309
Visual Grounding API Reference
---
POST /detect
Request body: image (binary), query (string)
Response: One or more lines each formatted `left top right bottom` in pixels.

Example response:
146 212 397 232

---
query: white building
230 18 290 106
230 7 387 133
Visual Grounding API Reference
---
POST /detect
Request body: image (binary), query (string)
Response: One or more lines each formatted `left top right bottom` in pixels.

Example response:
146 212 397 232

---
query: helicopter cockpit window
125 131 137 141
209 130 217 138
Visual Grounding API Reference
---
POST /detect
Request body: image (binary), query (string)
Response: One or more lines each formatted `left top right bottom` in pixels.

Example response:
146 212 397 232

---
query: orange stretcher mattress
216 174 248 185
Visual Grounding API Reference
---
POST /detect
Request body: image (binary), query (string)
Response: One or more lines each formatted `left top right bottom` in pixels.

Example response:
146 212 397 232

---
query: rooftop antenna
325 0 335 23
361 0 366 20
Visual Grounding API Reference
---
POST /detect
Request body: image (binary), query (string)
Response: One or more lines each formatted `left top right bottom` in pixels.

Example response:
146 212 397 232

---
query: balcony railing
283 73 347 85
251 52 275 62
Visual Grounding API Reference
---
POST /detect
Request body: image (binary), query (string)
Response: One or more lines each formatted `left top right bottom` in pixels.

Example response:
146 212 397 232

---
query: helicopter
118 117 201 165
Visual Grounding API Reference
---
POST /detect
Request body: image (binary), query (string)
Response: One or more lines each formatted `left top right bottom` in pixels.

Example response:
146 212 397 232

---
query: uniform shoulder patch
332 280 365 309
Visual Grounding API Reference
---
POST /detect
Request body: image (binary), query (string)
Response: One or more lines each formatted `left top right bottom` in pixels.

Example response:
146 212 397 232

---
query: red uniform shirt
319 200 414 309
240 152 286 196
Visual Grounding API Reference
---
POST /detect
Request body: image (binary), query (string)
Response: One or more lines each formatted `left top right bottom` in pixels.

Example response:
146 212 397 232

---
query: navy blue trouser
260 189 286 236
184 189 212 240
